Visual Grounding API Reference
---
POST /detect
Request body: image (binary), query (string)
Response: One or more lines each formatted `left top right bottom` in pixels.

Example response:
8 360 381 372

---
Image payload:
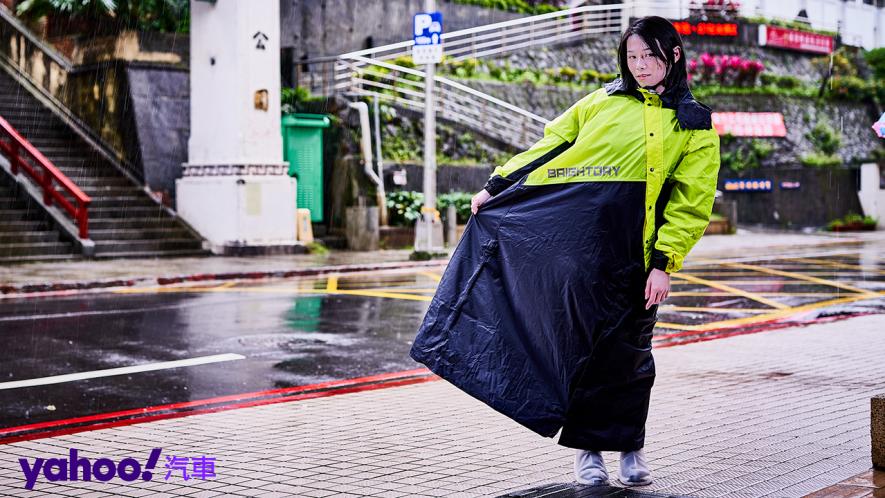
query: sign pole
412 1 443 252
422 0 437 251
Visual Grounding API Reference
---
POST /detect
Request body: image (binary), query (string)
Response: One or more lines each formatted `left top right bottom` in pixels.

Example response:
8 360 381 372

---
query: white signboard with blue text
412 12 443 64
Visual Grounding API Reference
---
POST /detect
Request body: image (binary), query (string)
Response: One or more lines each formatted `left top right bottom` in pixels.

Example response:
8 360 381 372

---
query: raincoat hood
604 76 713 131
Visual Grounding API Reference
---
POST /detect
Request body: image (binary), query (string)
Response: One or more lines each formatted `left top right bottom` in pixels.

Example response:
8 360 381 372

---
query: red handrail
0 115 91 238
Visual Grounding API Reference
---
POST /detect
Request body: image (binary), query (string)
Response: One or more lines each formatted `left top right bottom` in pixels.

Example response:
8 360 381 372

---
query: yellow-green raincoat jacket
484 77 721 274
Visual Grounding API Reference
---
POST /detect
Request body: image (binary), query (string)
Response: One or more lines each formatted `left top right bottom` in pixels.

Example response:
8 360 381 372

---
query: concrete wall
463 79 881 167
126 65 190 202
719 167 864 228
280 0 521 59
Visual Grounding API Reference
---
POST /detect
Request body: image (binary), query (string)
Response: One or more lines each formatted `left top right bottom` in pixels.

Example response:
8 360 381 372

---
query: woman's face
626 34 678 88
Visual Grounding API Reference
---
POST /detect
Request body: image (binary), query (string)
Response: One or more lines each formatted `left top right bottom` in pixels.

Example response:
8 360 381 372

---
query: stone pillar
874 394 884 470
177 0 299 254
858 163 884 230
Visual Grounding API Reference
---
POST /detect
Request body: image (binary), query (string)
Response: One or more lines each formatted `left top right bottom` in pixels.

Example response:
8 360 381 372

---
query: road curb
0 259 450 298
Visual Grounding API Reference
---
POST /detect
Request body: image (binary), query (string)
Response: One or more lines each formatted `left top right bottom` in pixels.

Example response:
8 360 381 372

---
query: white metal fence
303 0 880 150
311 4 629 149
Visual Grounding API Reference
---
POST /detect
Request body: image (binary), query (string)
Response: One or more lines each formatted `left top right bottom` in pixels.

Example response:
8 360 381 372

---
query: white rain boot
618 448 653 486
574 449 609 486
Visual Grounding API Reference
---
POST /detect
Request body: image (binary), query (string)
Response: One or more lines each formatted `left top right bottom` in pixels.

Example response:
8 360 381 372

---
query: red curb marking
0 368 436 443
0 376 439 445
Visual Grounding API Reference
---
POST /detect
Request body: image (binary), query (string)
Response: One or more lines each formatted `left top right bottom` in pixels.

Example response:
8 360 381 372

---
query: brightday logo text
19 448 162 490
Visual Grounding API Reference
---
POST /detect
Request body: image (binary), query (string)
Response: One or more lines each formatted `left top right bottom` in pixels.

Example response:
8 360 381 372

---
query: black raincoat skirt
409 177 658 452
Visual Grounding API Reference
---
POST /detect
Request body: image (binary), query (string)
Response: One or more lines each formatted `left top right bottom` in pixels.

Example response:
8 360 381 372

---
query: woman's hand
471 189 493 215
645 268 670 310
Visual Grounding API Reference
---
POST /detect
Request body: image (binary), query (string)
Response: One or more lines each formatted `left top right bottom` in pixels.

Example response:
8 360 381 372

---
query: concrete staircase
0 69 207 260
0 173 76 261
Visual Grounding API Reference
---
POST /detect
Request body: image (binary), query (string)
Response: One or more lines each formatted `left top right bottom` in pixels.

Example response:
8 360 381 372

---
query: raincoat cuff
483 175 516 196
651 248 670 273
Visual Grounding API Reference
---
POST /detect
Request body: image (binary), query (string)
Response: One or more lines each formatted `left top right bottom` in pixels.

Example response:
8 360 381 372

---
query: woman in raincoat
409 16 720 487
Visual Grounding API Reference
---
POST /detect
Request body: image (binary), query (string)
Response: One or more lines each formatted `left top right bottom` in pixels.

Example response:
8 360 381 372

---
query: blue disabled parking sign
412 12 443 64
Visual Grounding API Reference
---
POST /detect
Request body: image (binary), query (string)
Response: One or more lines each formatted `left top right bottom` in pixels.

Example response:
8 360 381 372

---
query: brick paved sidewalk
0 314 882 497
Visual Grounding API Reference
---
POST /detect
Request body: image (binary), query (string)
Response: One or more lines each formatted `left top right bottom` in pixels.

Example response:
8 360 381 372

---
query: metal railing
0 116 91 238
341 55 549 149
301 4 629 148
298 0 869 148
338 3 626 65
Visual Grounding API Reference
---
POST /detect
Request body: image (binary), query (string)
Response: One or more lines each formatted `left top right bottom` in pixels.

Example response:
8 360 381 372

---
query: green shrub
306 241 329 255
559 66 578 82
865 48 885 80
720 137 773 172
812 47 859 80
488 62 504 80
800 152 842 168
437 192 473 224
806 120 841 156
386 191 425 226
826 212 878 230
759 73 802 89
450 0 567 15
281 86 325 114
827 76 875 102
17 0 190 34
386 190 476 226
393 56 416 69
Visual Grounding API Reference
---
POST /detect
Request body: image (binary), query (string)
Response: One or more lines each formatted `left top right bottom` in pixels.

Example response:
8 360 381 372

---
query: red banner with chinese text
758 25 833 54
712 112 787 137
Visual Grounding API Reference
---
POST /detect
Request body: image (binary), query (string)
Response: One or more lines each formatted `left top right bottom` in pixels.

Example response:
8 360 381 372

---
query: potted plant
826 213 878 231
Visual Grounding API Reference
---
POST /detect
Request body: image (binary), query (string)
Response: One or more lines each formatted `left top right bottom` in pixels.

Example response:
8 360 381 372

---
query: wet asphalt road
0 287 431 429
1 244 883 432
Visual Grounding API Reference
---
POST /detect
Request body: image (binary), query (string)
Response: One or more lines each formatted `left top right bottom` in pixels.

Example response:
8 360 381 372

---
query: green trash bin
281 113 331 223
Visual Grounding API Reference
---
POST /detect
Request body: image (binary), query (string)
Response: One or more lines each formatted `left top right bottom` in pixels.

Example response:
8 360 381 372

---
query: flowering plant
688 53 764 87
689 0 741 21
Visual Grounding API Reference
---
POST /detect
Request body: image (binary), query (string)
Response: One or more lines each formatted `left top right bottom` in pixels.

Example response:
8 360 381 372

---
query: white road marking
0 353 246 390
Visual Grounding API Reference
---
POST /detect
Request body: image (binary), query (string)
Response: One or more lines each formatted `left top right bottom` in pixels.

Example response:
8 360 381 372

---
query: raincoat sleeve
651 127 721 274
482 91 600 196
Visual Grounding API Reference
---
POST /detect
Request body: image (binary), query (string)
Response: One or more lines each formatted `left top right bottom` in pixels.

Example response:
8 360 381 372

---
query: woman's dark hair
617 16 688 93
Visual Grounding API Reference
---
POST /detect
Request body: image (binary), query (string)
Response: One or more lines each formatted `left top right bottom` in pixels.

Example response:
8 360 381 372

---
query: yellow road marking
326 276 339 292
331 289 432 301
655 322 702 330
418 271 442 283
670 292 849 297
671 280 833 286
206 281 237 291
676 271 875 277
357 288 437 293
785 257 885 275
718 261 879 297
671 273 788 309
662 306 772 313
655 293 879 332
